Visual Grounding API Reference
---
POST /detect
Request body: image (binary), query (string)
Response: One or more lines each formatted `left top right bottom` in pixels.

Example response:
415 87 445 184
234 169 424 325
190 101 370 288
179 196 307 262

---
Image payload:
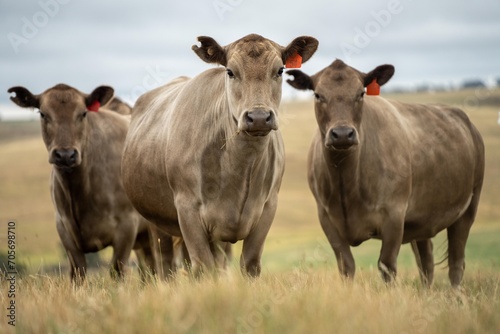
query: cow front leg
56 220 87 284
317 208 355 278
378 219 404 283
240 199 277 277
111 220 138 280
176 201 215 277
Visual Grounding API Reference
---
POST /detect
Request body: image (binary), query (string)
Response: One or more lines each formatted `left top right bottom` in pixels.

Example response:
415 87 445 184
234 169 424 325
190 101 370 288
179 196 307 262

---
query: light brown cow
8 84 174 283
287 60 484 287
104 96 132 115
122 34 318 277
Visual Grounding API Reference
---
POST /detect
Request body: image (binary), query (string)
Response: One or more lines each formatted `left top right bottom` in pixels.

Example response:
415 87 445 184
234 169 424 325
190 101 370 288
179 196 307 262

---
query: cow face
193 34 318 136
287 60 394 150
8 84 114 169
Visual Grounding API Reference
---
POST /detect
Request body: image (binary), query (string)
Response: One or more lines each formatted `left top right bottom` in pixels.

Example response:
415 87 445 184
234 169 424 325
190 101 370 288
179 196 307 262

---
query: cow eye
82 111 87 119
276 67 284 78
39 111 45 119
226 69 235 78
358 91 365 101
314 93 322 101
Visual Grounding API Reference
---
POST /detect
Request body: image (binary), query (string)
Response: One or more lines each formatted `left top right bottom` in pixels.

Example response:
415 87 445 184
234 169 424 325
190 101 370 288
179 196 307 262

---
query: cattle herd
8 34 484 288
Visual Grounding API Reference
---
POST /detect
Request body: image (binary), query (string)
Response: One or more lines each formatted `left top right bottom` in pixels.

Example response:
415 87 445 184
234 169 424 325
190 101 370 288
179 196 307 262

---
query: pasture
1 88 500 333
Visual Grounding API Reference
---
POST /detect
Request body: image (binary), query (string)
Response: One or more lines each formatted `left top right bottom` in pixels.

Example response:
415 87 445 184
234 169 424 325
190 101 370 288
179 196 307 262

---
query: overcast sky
1 0 499 109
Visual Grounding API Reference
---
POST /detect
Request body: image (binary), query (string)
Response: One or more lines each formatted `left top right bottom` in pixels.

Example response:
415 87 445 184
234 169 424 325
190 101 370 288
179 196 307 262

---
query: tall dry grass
1 267 498 334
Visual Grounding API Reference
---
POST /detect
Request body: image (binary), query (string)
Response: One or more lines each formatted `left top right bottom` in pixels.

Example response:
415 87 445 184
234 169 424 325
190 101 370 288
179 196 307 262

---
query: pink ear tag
366 79 380 96
285 52 302 69
88 100 100 112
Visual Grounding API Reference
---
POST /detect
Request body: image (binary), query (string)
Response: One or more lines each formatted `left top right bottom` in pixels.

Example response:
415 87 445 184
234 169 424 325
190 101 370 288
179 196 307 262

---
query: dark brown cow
287 60 484 287
8 84 173 283
122 34 318 277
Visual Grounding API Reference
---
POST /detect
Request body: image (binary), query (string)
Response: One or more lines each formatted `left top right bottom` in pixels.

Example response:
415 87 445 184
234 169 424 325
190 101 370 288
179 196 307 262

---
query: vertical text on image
6 221 17 327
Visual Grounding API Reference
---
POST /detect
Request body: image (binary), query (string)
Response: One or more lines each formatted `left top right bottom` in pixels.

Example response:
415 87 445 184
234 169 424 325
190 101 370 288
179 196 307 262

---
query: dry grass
0 89 499 333
1 267 499 334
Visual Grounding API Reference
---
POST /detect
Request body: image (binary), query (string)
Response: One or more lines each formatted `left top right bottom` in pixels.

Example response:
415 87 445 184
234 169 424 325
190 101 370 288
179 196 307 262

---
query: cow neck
53 164 87 251
324 147 361 226
52 134 94 251
223 131 271 204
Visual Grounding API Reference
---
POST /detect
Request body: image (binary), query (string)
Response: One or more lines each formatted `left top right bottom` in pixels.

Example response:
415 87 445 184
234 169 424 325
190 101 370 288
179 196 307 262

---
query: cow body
8 84 173 282
123 34 318 276
288 60 484 286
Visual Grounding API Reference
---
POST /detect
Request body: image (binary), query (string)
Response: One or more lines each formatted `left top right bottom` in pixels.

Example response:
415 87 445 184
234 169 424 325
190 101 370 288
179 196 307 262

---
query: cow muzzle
325 126 358 150
50 148 81 168
240 109 278 136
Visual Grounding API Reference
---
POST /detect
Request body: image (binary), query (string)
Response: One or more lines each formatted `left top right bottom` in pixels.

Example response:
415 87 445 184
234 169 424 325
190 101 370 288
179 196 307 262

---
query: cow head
8 84 114 169
287 60 394 150
192 34 318 136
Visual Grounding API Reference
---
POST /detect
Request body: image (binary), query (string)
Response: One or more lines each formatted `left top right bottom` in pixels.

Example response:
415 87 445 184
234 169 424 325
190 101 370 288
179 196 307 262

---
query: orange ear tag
285 52 302 69
366 79 380 96
88 100 100 112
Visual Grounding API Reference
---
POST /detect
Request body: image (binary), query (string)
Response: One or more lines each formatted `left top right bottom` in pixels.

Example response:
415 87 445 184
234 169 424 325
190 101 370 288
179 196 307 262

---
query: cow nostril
347 129 355 140
265 113 274 124
331 130 339 139
245 112 254 124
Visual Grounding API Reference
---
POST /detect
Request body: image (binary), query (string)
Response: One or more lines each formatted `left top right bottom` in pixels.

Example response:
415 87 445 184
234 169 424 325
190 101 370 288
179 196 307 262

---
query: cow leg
378 219 404 283
410 239 434 286
447 217 474 288
211 240 230 270
67 250 87 284
56 220 87 284
155 234 175 279
110 222 137 280
173 237 191 271
240 199 277 277
134 227 157 281
177 203 215 277
144 224 176 279
317 208 355 278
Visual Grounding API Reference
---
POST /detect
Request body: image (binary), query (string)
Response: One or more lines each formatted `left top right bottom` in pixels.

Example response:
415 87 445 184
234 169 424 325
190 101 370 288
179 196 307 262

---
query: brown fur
287 60 484 287
123 34 318 277
104 97 132 115
8 84 174 283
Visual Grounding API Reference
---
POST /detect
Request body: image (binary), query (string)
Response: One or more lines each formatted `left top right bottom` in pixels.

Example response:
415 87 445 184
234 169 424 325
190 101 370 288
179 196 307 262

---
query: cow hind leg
447 186 481 288
410 239 434 286
447 211 476 287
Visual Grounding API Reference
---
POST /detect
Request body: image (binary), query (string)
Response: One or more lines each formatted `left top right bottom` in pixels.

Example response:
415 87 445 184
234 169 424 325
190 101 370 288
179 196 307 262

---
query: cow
122 34 318 277
8 84 174 283
286 59 484 287
104 96 132 115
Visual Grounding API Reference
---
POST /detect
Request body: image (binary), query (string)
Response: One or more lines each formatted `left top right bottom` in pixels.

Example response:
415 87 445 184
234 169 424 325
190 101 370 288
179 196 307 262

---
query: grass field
1 88 499 333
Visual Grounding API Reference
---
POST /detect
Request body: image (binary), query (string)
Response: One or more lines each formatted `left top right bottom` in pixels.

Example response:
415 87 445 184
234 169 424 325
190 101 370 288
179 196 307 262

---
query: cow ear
8 86 40 109
364 65 395 87
286 70 314 91
282 36 319 66
192 36 227 66
85 86 114 110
